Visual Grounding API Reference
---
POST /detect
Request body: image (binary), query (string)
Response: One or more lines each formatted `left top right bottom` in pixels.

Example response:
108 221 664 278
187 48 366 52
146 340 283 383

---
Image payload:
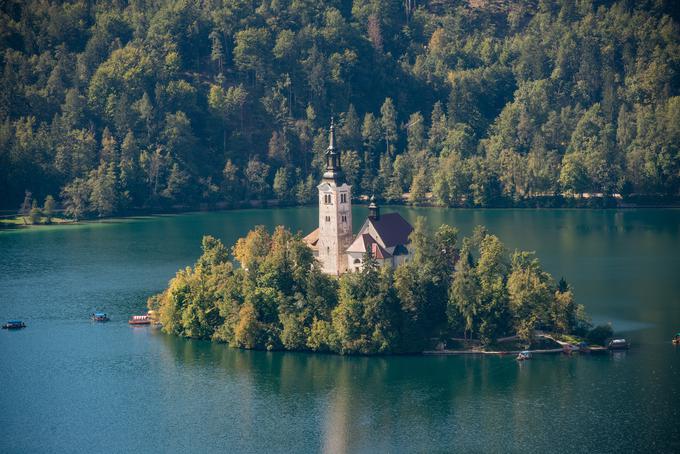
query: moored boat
91 312 109 322
607 338 629 350
2 320 26 329
672 333 680 345
516 350 532 361
128 314 151 325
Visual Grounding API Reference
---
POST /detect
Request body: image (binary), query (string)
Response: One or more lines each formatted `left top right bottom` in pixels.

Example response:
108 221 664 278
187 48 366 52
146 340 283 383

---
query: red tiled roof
303 228 319 249
370 241 391 259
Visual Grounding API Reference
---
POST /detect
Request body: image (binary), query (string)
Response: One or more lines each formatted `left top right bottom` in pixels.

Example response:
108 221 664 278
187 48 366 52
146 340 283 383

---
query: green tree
222 159 241 204
406 112 425 153
89 162 119 217
341 150 361 190
333 264 400 354
245 158 270 200
507 251 554 343
362 112 382 158
428 101 447 155
559 153 588 194
119 131 143 205
29 199 41 224
19 191 32 225
43 195 55 224
273 167 292 202
380 97 398 156
448 243 479 340
162 163 190 203
233 28 271 83
208 83 248 150
475 233 510 343
210 30 225 74
61 178 90 221
408 169 428 205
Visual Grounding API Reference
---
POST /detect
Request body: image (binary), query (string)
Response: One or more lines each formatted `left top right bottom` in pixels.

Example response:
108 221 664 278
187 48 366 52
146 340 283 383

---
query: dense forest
148 222 595 354
1 0 679 215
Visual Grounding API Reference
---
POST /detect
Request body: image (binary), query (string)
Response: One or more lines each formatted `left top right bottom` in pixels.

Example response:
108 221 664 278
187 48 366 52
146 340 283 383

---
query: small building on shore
304 120 414 275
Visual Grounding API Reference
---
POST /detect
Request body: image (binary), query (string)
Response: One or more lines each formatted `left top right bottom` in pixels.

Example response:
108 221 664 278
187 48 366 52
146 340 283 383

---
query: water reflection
2 208 680 452
149 332 678 451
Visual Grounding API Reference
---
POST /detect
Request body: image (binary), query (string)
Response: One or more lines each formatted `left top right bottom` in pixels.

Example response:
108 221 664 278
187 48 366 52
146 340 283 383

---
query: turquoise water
1 207 679 452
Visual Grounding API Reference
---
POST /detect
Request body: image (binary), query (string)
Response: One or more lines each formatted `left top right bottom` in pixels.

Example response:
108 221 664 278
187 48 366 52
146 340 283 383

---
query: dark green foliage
151 222 585 353
448 228 588 345
1 1 678 212
586 324 614 346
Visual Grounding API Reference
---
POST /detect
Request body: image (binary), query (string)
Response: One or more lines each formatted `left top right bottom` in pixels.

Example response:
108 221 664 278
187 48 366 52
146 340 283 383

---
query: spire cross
323 118 343 182
328 117 336 153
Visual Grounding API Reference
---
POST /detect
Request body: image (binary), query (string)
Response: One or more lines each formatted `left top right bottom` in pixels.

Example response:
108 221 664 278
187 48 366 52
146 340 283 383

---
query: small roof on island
303 228 319 251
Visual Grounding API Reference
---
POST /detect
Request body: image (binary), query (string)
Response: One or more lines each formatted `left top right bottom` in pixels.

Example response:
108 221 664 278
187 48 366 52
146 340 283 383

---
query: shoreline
423 346 608 356
3 200 680 231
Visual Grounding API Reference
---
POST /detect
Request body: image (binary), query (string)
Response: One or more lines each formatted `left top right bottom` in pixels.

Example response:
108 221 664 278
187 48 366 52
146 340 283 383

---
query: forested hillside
1 0 679 215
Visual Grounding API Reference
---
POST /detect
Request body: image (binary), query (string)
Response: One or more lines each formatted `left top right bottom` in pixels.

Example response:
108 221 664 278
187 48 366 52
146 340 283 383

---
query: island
149 123 610 355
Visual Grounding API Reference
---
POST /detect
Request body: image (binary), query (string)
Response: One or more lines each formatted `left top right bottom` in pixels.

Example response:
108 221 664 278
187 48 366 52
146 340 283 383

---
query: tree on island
149 221 593 354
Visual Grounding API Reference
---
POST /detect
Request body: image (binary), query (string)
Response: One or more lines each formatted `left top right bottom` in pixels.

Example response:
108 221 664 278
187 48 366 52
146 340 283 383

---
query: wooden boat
128 314 151 325
562 344 577 354
607 338 629 350
2 320 26 330
91 312 109 322
516 350 532 361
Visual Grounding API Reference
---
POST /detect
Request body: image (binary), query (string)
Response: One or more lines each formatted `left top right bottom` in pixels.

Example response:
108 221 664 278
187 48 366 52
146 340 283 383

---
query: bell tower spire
323 117 344 182
317 118 353 275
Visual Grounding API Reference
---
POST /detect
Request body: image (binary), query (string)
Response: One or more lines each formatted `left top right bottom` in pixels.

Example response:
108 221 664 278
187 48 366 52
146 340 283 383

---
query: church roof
303 228 319 250
367 212 413 248
347 233 392 259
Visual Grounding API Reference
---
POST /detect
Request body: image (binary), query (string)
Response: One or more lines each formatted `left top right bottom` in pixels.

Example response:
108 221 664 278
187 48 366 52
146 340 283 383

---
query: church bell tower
317 119 353 275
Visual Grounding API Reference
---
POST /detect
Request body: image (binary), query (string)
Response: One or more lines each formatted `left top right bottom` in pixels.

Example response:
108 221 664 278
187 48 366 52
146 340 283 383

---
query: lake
1 207 679 453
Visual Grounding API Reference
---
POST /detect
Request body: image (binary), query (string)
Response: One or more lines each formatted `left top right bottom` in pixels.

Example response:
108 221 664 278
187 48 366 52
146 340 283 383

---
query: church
303 120 414 275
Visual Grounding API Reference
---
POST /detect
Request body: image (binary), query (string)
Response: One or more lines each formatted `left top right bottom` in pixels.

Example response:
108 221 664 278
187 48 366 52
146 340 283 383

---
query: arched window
353 258 361 264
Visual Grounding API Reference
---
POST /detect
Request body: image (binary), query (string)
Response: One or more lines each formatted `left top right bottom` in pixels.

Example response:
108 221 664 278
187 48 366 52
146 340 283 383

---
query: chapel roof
366 212 413 248
347 233 392 259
